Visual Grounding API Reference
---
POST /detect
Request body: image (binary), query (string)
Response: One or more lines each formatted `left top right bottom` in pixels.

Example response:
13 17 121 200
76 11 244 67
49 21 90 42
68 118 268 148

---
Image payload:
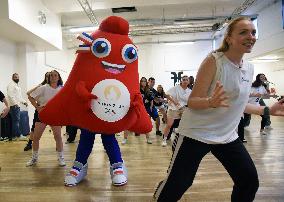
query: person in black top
259 74 272 129
148 77 162 136
121 77 153 144
188 76 195 90
154 85 167 124
0 90 10 141
0 90 10 118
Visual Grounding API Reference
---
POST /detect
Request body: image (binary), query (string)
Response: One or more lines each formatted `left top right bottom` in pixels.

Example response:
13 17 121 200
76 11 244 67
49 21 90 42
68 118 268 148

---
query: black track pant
154 136 259 202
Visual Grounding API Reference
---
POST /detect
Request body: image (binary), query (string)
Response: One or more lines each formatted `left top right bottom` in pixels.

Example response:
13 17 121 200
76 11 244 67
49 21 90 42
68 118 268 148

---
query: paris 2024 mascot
39 16 152 187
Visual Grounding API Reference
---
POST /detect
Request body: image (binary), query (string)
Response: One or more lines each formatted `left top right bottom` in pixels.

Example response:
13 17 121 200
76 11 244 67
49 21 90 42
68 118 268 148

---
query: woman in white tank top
26 70 65 167
154 17 284 202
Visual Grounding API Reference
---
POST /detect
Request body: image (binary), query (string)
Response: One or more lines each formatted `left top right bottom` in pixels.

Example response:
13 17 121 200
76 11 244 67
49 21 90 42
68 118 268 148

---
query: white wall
24 48 75 126
0 35 75 126
0 37 16 94
249 0 284 104
248 0 284 59
253 61 284 93
8 0 62 49
137 39 213 91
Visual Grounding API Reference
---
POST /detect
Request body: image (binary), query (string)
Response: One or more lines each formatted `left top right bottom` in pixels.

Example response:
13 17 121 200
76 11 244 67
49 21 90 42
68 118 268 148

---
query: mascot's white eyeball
91 38 111 58
122 44 138 63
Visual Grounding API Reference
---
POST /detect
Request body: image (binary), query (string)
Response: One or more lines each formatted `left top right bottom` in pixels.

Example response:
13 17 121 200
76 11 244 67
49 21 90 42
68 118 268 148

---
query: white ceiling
41 0 275 48
253 48 284 62
43 0 247 26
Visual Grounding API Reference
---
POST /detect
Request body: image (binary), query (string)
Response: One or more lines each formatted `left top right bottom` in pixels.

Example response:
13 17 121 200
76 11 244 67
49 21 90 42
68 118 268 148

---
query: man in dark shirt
147 77 162 136
1 90 10 141
0 90 10 118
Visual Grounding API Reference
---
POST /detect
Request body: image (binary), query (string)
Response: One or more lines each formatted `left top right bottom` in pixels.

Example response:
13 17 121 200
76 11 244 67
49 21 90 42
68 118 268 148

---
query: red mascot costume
39 16 152 134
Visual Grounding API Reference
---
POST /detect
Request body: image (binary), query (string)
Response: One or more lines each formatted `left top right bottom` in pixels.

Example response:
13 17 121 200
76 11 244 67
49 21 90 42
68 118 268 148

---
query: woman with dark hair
155 85 167 124
238 73 270 142
244 73 270 135
26 70 65 166
188 76 195 90
121 77 152 144
24 72 50 151
154 16 284 201
258 74 272 129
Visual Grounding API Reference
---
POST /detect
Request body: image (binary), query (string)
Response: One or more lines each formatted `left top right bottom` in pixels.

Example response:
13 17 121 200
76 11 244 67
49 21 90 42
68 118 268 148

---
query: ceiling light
257 55 279 60
165 41 195 45
250 59 280 63
69 26 98 33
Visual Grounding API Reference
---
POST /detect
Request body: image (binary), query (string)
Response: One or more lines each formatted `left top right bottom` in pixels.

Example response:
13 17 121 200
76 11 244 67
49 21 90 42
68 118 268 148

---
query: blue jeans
146 106 159 120
10 105 21 138
19 111 30 136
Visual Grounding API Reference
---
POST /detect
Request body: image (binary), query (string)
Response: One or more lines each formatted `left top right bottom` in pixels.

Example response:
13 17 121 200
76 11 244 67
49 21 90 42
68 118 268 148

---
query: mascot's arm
75 81 97 101
130 93 144 119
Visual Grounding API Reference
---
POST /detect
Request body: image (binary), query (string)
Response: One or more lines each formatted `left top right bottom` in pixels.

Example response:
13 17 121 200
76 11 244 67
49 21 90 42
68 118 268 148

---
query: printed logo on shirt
241 77 250 82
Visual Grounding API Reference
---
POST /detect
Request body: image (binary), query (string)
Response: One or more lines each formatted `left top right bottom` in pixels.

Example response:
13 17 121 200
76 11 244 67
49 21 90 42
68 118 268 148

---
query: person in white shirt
161 75 191 146
154 17 284 202
248 75 270 135
7 73 28 139
238 74 269 142
26 70 65 167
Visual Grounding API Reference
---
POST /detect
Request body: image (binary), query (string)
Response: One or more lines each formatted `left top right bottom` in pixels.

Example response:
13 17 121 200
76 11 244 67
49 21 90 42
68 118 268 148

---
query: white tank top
178 52 254 144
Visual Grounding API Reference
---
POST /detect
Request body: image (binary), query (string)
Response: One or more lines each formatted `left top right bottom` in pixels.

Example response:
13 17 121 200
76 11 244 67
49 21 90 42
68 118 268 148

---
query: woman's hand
208 81 229 108
269 98 284 116
1 107 10 118
36 106 44 112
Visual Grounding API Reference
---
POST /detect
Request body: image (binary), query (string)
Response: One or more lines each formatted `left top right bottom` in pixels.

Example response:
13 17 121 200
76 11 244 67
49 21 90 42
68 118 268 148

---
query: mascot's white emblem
91 79 130 122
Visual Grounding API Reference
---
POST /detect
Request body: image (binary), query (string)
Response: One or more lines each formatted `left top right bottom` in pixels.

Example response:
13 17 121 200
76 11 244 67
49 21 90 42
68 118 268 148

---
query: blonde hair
215 16 251 52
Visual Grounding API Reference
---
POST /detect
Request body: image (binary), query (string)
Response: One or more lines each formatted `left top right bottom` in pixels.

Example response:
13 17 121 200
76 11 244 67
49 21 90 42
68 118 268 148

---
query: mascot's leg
64 129 95 186
101 134 127 186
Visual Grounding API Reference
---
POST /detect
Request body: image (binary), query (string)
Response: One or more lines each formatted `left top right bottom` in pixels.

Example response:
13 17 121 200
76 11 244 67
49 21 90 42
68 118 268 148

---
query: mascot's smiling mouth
101 61 126 74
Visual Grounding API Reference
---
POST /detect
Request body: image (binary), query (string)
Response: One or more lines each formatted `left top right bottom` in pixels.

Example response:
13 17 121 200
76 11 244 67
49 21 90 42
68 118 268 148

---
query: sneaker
161 139 167 147
9 137 17 141
24 143 32 151
58 156 66 167
26 157 38 167
241 138 247 143
65 161 88 187
18 135 27 141
121 139 127 145
265 126 273 130
146 138 152 144
0 137 8 142
110 162 127 186
260 129 267 135
156 131 162 136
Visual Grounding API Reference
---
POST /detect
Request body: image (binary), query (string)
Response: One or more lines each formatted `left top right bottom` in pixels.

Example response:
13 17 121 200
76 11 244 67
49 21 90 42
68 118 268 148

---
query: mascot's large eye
122 44 138 63
91 38 111 58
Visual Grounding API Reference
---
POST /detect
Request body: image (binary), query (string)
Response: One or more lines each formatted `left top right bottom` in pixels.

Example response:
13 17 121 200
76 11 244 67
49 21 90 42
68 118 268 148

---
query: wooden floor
0 116 284 202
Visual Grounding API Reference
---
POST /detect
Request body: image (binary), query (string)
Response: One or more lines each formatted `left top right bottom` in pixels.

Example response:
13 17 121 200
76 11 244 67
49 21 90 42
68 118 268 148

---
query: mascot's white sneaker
110 162 128 186
64 161 88 187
